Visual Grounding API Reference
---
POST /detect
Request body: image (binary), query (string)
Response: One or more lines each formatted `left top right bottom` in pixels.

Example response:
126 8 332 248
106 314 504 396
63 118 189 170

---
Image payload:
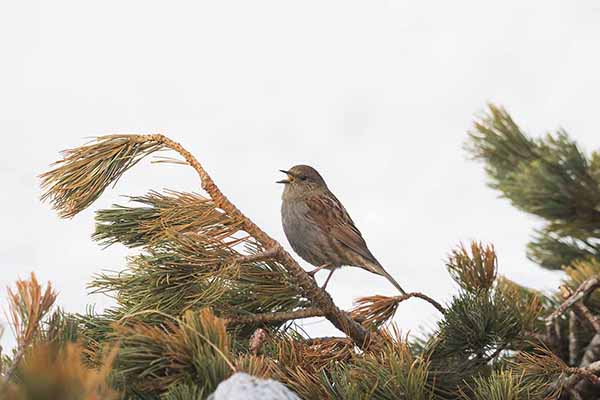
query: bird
277 165 406 294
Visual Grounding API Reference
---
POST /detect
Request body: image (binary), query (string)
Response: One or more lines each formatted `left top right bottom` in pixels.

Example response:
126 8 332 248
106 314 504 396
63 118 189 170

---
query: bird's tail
368 262 407 295
381 269 407 295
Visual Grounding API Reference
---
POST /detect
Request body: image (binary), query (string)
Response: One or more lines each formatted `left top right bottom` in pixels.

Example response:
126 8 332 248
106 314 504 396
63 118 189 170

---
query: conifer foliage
2 107 600 399
467 106 600 271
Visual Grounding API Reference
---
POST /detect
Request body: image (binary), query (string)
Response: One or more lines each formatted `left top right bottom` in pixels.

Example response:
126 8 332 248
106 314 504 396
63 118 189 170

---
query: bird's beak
277 169 292 184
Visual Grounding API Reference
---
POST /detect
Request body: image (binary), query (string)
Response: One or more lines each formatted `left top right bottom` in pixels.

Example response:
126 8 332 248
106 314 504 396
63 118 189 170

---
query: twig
563 360 600 388
546 278 600 325
234 248 282 264
302 337 352 346
553 318 563 359
227 307 325 325
2 347 25 384
574 302 600 333
575 335 600 395
560 284 600 334
396 292 446 314
579 334 600 368
545 321 559 352
569 311 580 366
145 135 377 349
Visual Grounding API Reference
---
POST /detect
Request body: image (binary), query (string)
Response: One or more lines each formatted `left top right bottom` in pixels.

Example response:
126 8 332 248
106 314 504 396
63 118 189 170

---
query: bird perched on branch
278 165 406 294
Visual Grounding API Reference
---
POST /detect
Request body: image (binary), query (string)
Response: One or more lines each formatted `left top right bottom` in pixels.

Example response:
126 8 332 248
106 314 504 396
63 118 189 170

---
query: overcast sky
2 1 600 351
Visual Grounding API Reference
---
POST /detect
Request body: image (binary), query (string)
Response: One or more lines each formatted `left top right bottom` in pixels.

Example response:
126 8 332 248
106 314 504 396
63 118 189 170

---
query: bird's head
277 165 328 198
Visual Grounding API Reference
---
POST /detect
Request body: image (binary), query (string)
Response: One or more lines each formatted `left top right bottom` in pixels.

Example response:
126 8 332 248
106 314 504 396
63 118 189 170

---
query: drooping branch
41 134 377 349
142 135 377 348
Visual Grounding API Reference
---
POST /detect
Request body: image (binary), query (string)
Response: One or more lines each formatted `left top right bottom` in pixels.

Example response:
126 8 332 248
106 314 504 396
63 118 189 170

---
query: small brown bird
278 165 406 294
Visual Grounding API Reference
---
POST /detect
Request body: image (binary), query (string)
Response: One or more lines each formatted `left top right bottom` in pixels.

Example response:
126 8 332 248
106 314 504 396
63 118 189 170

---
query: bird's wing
305 191 380 267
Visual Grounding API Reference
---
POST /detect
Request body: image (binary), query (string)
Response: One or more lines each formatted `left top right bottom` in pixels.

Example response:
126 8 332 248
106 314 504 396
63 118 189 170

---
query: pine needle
351 295 400 328
93 190 243 248
111 309 234 393
40 135 164 218
7 272 57 347
8 342 118 400
446 242 497 292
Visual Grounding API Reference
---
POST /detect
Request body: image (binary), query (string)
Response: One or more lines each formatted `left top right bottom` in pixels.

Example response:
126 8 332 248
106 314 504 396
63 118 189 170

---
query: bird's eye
299 175 307 181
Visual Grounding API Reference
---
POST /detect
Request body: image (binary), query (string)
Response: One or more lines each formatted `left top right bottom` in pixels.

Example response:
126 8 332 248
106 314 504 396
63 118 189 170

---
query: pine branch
113 309 235 393
432 287 537 362
563 260 600 311
573 301 600 333
3 273 57 383
580 334 600 368
468 106 600 225
235 248 282 264
351 293 445 328
40 135 164 218
546 277 600 324
571 286 600 394
569 311 581 366
226 307 325 325
467 105 600 272
94 190 242 248
41 134 376 349
3 342 118 399
563 360 600 389
145 134 376 349
540 282 600 397
573 337 600 398
302 337 351 346
528 228 598 270
446 242 497 292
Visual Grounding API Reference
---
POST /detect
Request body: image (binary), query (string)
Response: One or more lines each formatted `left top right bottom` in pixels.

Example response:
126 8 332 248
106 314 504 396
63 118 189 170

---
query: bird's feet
306 265 336 290
321 269 335 290
307 263 330 277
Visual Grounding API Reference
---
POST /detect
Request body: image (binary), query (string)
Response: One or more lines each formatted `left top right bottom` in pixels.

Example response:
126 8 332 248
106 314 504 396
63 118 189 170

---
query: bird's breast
281 199 340 267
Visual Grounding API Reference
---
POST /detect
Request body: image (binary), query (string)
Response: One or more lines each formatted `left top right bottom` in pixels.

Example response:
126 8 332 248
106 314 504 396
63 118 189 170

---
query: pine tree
466 105 600 271
2 108 600 399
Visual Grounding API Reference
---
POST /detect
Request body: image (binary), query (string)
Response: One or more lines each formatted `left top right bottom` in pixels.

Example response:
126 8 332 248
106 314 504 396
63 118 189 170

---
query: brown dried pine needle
93 190 245 248
40 135 165 218
351 295 400 328
447 242 497 291
8 272 57 347
8 342 118 400
352 293 445 328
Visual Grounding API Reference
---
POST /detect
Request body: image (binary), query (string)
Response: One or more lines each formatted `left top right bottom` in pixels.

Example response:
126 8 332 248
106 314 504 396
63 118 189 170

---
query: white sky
2 1 600 351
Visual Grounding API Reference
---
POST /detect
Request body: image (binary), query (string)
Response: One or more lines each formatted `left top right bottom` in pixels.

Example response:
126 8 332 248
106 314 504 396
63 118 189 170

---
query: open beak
277 169 292 184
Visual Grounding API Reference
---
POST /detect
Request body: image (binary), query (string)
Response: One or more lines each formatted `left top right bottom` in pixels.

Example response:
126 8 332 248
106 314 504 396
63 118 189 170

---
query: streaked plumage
278 165 406 294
